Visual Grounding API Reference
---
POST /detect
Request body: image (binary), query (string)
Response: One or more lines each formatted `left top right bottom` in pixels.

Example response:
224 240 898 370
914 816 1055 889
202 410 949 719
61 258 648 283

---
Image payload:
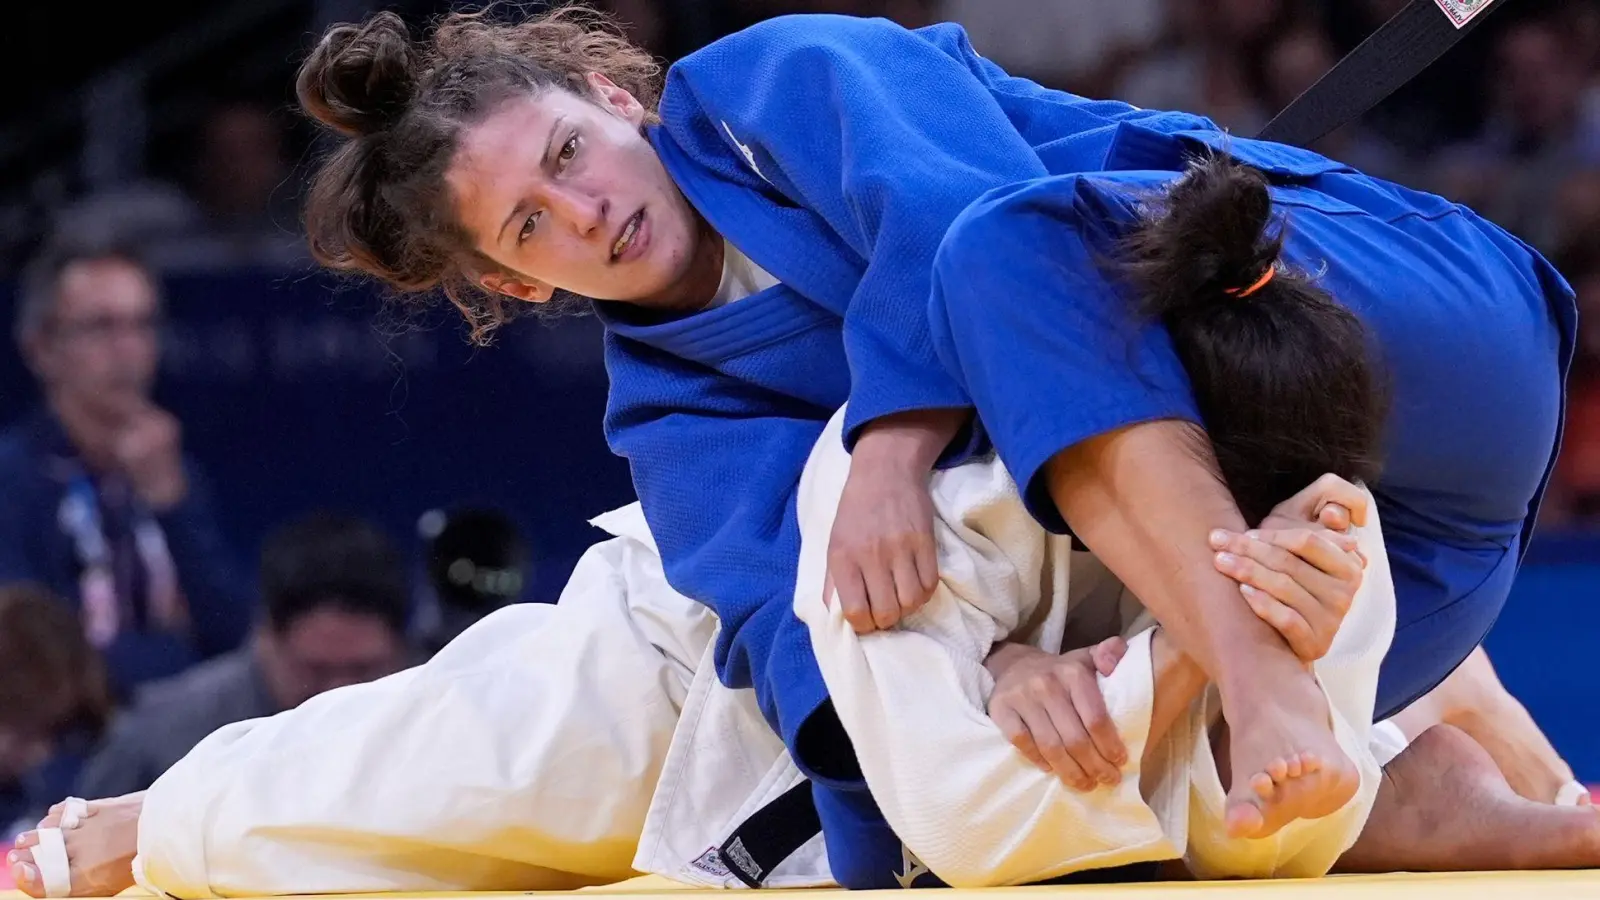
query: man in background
0 236 251 700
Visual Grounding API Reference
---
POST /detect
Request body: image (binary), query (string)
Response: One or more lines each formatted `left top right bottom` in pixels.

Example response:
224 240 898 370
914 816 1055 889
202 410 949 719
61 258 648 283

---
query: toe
1265 757 1290 782
1226 801 1267 839
1285 755 1304 779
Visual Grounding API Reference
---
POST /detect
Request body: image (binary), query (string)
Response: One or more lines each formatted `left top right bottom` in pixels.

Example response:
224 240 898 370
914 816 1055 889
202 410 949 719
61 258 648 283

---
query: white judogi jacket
133 411 1395 897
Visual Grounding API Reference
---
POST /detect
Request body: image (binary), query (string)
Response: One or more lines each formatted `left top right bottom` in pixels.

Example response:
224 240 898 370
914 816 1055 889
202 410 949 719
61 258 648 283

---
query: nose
548 186 608 238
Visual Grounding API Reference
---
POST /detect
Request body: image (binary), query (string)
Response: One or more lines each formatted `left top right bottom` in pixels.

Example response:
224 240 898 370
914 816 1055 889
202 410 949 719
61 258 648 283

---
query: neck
646 213 726 314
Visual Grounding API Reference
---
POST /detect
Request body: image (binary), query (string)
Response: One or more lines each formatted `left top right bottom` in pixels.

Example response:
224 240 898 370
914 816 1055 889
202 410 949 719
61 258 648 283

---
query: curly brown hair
297 5 663 343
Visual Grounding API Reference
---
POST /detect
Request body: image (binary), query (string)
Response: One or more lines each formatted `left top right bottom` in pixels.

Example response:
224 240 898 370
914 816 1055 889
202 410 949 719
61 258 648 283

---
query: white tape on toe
1556 780 1591 807
58 798 89 831
32 828 72 898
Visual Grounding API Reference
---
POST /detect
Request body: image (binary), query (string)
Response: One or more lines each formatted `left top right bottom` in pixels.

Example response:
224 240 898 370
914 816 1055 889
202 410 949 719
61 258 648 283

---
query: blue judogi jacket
597 14 1249 775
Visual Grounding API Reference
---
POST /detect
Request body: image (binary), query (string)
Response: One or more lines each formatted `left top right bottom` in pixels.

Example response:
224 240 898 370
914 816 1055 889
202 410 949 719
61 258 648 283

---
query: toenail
19 863 37 884
5 851 16 865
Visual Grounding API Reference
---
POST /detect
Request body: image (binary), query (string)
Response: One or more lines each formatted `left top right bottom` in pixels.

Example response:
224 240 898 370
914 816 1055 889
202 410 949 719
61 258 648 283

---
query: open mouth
611 209 644 262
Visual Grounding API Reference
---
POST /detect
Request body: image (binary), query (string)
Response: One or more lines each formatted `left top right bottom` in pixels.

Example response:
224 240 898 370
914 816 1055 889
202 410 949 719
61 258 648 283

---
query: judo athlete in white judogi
9 422 1402 899
794 409 1394 886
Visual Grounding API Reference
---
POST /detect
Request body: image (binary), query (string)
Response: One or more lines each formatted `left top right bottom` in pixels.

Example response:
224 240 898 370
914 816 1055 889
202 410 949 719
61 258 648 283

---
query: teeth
613 215 638 259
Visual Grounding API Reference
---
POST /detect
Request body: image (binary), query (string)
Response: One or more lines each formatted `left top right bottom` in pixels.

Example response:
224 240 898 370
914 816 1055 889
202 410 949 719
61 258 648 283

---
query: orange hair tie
1226 265 1277 298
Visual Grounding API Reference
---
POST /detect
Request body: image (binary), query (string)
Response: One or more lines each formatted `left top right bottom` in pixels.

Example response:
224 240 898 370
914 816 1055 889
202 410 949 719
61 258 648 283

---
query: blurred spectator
1542 235 1600 526
0 585 111 842
413 507 531 657
1432 13 1600 248
1261 25 1412 182
938 0 1162 90
1112 0 1278 134
74 512 412 799
144 101 307 272
48 101 307 275
0 236 252 701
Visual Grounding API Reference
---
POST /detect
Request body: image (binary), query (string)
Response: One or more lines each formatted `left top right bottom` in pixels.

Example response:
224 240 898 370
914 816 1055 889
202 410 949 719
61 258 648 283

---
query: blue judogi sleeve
928 173 1203 533
659 14 1054 449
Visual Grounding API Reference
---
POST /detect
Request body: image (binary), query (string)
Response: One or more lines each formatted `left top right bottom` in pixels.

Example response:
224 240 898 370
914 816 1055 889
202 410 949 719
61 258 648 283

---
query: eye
518 212 540 243
557 134 578 169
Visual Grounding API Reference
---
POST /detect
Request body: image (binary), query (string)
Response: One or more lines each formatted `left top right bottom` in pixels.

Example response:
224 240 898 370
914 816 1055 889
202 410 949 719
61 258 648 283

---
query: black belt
714 779 823 888
1257 0 1509 147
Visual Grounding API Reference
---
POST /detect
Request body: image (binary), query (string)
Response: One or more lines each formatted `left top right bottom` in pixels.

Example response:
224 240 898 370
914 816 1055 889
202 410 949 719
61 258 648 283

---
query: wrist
853 408 969 472
985 641 1046 679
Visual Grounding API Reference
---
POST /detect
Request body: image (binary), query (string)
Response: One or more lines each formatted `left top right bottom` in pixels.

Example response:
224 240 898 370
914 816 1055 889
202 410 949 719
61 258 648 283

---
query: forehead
450 91 596 209
54 257 156 315
281 605 397 649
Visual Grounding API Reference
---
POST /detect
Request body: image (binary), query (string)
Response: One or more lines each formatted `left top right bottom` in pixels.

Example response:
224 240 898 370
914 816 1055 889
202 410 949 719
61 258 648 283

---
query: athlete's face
448 74 720 311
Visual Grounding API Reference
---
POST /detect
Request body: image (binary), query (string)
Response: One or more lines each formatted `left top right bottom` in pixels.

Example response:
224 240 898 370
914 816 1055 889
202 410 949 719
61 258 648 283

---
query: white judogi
130 412 1395 898
793 409 1396 886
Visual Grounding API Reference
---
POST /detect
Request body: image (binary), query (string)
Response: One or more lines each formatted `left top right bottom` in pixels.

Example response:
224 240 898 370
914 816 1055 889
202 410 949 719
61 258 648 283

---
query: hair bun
297 11 420 137
1118 154 1285 321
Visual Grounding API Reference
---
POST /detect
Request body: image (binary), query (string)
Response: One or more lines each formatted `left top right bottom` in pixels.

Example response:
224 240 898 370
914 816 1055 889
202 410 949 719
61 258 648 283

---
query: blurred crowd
2 0 1597 846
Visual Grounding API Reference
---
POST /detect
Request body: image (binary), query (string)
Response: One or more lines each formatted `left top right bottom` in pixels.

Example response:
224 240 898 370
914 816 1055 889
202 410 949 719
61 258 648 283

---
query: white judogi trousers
135 506 830 898
793 409 1396 886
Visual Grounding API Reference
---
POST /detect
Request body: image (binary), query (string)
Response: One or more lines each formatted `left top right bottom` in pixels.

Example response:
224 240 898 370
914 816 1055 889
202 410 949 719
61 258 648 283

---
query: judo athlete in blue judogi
285 6 1576 889
928 138 1574 840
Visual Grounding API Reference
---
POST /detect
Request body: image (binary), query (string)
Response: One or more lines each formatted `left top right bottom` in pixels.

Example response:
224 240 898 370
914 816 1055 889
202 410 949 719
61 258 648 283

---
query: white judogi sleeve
135 507 716 898
794 407 1394 886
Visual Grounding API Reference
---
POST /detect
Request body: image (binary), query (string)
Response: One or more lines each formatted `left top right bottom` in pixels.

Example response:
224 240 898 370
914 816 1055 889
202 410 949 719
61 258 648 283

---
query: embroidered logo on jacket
721 121 772 184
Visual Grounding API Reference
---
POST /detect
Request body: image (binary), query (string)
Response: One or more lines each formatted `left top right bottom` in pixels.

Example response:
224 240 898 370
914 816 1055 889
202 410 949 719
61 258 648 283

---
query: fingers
1317 502 1351 533
1014 694 1096 791
991 704 1049 771
914 536 938 598
1259 528 1364 582
1066 671 1128 771
861 559 901 631
890 543 930 619
832 535 939 634
1302 473 1369 527
1240 584 1323 661
832 565 876 634
1213 543 1330 660
1090 636 1128 676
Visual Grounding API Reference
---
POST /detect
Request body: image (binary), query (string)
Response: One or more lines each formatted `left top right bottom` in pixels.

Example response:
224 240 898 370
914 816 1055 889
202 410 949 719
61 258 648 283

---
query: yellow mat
10 871 1600 900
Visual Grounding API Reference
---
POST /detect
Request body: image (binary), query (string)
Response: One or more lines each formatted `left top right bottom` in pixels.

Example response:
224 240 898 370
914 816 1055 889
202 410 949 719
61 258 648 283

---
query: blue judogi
929 146 1574 723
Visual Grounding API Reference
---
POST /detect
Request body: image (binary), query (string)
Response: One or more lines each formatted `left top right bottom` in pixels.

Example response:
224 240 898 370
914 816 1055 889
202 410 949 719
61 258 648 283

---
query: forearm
1043 419 1298 689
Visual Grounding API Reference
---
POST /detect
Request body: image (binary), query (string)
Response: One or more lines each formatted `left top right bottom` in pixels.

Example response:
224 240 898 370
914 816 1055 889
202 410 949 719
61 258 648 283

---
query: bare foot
1338 723 1600 871
1218 660 1361 839
7 795 143 898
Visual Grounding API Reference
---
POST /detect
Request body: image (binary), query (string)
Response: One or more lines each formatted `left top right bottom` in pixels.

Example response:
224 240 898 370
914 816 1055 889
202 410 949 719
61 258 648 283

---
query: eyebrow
497 115 566 245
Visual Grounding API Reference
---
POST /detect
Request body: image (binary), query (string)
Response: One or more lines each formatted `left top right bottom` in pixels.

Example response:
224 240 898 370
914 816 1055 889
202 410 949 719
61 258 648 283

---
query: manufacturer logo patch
1432 0 1497 28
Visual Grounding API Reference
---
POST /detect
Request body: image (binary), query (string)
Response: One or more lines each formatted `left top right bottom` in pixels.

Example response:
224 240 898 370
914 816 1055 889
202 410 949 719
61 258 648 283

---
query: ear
18 330 52 380
480 272 555 304
585 71 646 127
